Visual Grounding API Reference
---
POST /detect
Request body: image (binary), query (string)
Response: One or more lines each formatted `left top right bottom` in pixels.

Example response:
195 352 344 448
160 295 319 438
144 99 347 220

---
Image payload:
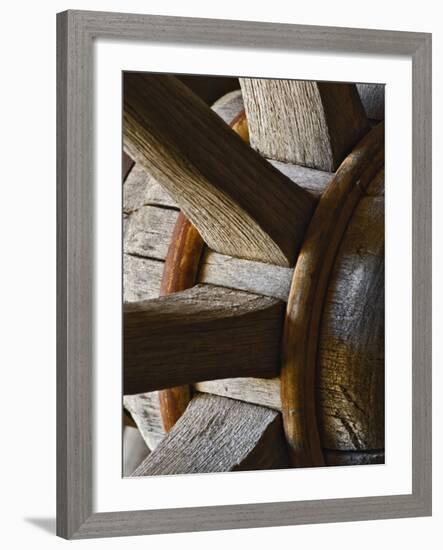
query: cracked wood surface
240 78 369 171
132 393 290 476
281 123 384 466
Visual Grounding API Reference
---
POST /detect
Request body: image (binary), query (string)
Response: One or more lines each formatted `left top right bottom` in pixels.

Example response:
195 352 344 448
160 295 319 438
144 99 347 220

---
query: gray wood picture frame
57 10 432 539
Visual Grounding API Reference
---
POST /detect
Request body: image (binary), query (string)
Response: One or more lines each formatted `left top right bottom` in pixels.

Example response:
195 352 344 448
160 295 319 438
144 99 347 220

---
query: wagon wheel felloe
123 74 385 474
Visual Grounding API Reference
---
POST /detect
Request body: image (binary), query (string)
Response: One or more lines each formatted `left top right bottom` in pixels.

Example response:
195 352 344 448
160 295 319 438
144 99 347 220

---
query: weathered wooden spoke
124 284 285 395
239 78 369 171
132 393 290 476
124 73 315 266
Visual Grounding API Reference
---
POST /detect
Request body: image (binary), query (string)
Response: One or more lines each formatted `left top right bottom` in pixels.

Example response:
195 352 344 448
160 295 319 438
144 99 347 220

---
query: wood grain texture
198 250 293 301
124 205 178 261
124 284 285 395
123 163 177 213
318 196 385 450
211 89 244 123
123 392 166 451
267 159 333 199
125 383 385 465
132 393 290 475
158 212 205 431
123 255 163 302
240 78 369 171
356 83 385 121
124 73 315 266
195 377 281 410
281 123 384 467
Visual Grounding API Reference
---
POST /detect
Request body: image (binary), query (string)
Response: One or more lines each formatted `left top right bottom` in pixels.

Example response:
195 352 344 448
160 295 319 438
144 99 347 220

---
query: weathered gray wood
268 159 333 199
240 78 369 171
124 205 178 261
198 250 293 301
356 83 385 121
124 73 315 266
124 284 285 395
123 163 177 213
132 393 290 475
123 392 166 450
125 382 386 466
211 89 244 123
194 377 281 410
123 255 163 303
318 195 385 451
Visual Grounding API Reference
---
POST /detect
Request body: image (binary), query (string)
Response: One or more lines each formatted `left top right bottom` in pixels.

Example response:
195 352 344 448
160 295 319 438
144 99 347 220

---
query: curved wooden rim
280 122 384 467
158 110 249 431
158 212 205 431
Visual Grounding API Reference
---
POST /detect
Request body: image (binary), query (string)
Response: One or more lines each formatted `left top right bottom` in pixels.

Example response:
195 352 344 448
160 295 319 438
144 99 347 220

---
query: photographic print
121 74 385 477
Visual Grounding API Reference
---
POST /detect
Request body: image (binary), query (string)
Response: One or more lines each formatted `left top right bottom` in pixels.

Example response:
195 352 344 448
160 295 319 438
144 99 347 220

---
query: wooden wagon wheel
122 74 385 474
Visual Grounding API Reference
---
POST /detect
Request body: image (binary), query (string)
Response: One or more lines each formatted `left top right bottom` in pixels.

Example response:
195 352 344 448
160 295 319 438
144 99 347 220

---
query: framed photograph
57 10 431 539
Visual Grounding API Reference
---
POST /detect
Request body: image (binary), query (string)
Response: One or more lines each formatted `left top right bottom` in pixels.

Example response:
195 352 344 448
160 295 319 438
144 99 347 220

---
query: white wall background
0 0 440 547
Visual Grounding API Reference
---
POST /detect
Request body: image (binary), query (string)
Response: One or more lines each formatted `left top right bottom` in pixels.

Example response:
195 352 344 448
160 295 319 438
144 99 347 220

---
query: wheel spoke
124 284 285 395
240 78 369 171
124 73 315 266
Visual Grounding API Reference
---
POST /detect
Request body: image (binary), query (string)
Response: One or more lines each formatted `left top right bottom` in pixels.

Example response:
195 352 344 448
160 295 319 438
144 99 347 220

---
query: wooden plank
132 393 290 475
211 89 244 123
158 212 205 431
356 83 385 121
268 159 333 199
198 250 293 301
194 377 281 411
123 255 163 302
124 284 285 395
124 392 166 451
281 123 384 467
318 195 385 451
124 73 315 266
123 163 177 213
240 78 369 171
124 205 179 261
123 254 163 303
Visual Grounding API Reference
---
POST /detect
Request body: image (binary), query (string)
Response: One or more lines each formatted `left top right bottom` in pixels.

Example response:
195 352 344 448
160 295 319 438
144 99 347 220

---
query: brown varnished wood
158 212 205 431
123 73 315 266
280 122 384 467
